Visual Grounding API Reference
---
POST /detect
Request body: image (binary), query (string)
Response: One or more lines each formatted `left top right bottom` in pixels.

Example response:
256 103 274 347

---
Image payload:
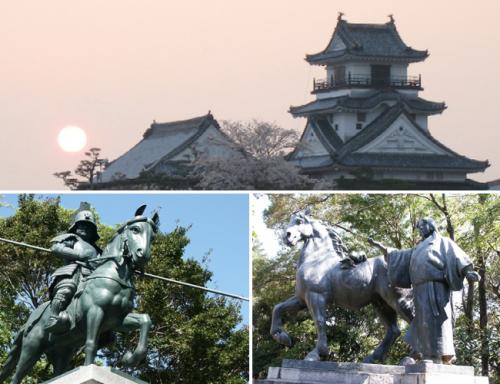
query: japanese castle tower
289 15 489 186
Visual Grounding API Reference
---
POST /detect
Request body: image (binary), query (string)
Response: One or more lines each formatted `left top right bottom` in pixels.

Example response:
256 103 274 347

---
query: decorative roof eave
288 119 339 160
296 158 488 173
330 103 483 168
305 51 428 66
339 154 489 172
306 18 429 66
312 117 344 152
330 104 489 171
289 93 446 118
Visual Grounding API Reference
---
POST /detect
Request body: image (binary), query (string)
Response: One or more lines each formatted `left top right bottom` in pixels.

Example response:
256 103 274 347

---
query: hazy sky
1 0 499 189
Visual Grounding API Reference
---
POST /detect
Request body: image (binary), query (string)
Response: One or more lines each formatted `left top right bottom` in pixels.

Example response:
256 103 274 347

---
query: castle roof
292 104 489 173
290 91 446 117
100 113 225 182
306 19 428 65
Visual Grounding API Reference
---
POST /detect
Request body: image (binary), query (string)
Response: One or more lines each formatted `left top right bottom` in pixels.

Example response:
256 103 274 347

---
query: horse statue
270 211 414 363
0 205 160 384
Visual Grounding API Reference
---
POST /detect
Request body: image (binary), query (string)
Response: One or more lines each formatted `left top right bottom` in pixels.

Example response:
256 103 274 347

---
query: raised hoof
121 351 134 366
121 350 146 367
272 330 292 347
400 356 416 366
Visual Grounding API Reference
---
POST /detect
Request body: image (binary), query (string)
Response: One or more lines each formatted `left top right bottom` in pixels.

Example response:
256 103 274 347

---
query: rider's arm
50 241 91 262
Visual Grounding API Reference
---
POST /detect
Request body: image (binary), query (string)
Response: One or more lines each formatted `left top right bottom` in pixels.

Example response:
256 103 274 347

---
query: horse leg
84 305 104 365
304 291 329 361
117 313 152 367
363 301 400 364
11 328 44 384
270 295 306 347
47 347 74 377
0 330 24 383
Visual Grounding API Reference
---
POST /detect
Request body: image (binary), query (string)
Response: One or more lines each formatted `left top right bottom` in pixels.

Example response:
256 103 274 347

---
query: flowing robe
387 232 473 360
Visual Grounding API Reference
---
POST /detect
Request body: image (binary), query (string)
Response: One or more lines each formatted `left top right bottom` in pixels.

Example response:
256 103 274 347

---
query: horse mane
306 217 346 259
101 230 123 257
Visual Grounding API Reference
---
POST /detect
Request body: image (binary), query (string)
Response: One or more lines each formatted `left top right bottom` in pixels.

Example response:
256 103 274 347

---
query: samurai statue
46 202 102 332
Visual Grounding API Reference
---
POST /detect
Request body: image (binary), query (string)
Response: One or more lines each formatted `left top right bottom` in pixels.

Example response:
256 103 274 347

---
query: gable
291 122 330 159
169 125 240 161
327 34 346 51
355 113 448 155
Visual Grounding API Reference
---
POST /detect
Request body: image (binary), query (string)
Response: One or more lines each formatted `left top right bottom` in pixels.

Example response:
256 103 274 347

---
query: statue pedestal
44 364 148 384
256 359 489 384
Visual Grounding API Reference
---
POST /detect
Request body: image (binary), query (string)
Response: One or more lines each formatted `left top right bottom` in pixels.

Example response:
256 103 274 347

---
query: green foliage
102 227 248 383
254 193 499 382
0 195 247 383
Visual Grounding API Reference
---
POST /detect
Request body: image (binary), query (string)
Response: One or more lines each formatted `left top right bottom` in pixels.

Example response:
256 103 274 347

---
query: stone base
43 364 148 384
255 359 489 384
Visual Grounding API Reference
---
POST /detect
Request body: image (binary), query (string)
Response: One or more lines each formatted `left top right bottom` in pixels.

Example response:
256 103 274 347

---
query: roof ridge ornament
337 11 344 21
388 14 395 24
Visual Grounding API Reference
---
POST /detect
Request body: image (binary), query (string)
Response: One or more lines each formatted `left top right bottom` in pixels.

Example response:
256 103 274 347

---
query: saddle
340 251 368 269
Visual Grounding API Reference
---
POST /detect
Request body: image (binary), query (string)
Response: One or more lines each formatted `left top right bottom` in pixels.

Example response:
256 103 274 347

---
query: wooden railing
313 74 422 92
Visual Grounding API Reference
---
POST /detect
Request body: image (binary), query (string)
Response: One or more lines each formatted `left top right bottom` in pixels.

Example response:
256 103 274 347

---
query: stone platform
43 364 148 384
255 359 489 384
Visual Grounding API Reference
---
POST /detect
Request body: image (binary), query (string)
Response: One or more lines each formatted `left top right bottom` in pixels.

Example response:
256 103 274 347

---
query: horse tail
0 327 24 382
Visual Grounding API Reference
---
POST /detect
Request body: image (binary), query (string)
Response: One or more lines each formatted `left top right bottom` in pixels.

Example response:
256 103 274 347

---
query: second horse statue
270 210 414 362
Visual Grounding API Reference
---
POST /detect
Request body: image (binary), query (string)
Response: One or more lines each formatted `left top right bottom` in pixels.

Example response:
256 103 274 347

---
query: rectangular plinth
44 364 148 384
255 360 489 384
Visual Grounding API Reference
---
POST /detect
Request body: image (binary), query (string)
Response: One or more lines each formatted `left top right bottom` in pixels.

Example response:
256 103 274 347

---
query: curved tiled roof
100 113 219 182
289 91 446 117
306 20 428 65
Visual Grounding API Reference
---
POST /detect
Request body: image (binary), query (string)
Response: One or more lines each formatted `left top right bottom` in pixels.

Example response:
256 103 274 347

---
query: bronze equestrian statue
0 204 159 384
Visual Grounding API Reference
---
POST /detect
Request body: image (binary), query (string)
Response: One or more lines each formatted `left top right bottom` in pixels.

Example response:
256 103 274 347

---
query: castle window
356 123 363 130
335 124 339 131
357 112 366 122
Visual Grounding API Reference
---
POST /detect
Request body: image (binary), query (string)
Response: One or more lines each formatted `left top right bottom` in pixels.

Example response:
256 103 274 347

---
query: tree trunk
475 195 489 377
478 253 489 377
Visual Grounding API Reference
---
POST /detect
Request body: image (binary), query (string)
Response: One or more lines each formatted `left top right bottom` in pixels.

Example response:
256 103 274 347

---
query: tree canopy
0 195 248 383
253 193 499 383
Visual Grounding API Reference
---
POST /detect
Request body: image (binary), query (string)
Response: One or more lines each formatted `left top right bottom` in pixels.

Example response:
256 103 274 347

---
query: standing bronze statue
0 204 159 384
369 218 480 364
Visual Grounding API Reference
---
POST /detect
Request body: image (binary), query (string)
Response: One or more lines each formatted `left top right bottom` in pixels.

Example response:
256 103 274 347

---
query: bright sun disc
58 126 87 152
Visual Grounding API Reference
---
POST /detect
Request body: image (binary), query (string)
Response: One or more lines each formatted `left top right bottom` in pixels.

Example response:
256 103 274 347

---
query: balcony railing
313 74 422 92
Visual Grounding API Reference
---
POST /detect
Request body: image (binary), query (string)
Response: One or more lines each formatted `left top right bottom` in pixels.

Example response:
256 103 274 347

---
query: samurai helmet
69 202 100 241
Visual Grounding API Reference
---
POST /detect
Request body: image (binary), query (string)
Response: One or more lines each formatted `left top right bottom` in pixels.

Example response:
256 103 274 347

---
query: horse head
110 205 160 271
285 211 316 246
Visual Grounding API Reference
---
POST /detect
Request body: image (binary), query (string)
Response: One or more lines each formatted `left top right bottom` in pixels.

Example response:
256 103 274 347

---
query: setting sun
57 126 87 152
